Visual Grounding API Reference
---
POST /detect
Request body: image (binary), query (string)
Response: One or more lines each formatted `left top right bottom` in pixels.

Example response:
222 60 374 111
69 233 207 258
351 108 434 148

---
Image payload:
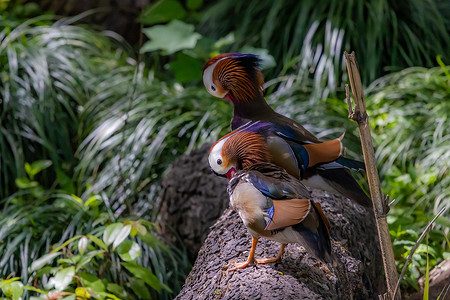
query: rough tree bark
158 144 229 261
159 144 387 299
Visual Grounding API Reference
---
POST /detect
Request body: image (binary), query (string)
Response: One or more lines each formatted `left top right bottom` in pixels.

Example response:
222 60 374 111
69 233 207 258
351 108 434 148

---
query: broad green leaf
80 272 105 293
55 168 75 194
26 160 52 179
103 223 124 246
53 267 75 291
0 277 21 287
117 240 142 261
139 0 186 25
15 177 39 189
107 283 127 299
76 250 105 272
169 53 203 83
87 234 108 251
71 195 83 205
121 262 167 292
141 20 201 55
2 281 24 300
30 252 61 272
35 266 53 278
112 225 132 249
84 195 101 207
187 0 203 10
130 278 151 299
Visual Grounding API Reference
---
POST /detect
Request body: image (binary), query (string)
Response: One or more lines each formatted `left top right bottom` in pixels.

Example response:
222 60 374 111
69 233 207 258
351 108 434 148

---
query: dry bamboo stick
344 51 401 300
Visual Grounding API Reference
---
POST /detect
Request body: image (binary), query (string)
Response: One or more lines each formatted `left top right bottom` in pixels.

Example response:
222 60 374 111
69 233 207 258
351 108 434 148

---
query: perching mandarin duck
209 131 332 270
203 53 371 207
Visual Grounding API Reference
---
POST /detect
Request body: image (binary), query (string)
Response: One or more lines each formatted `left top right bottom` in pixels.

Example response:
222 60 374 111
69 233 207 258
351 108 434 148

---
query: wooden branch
344 51 401 300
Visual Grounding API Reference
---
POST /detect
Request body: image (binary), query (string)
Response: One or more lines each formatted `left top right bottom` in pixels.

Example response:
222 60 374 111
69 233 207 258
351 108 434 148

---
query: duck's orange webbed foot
227 237 258 272
255 243 286 264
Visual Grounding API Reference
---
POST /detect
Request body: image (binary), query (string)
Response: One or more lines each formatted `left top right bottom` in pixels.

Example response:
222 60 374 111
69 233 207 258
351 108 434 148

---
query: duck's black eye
217 158 222 165
211 85 216 92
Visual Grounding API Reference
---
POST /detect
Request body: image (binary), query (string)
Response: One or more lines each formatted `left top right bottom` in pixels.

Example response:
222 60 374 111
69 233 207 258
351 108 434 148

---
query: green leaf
24 285 44 294
103 223 124 246
25 160 52 179
107 283 127 299
84 195 101 207
130 278 151 299
53 266 75 291
76 250 105 272
139 0 186 25
87 234 108 251
187 0 203 10
1 281 24 300
80 272 105 293
56 168 75 194
112 225 132 249
169 53 203 83
122 262 171 293
15 177 39 189
30 252 62 272
117 240 142 262
141 20 201 55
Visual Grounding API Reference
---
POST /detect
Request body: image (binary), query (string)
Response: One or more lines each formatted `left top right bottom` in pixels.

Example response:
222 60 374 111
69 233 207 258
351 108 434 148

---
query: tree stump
159 144 386 298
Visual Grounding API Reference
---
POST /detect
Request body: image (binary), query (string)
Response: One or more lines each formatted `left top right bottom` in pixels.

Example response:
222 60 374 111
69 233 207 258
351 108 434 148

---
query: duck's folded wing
244 166 310 199
265 198 311 230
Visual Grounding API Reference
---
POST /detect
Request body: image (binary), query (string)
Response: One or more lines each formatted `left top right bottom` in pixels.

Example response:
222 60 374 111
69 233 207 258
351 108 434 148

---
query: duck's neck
230 95 274 130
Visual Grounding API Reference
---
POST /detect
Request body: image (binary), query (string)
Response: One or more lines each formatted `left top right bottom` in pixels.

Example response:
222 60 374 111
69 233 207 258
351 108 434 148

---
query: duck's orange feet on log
255 243 286 264
228 237 258 271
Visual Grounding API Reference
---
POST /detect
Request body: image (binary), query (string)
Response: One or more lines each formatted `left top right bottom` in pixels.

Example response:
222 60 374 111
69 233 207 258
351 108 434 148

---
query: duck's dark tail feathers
293 201 333 263
317 168 372 207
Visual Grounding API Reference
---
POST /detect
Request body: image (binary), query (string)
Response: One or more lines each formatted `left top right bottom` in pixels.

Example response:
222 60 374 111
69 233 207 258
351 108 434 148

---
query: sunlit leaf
112 225 132 249
103 223 124 246
117 240 142 261
30 252 62 272
141 20 202 54
53 267 75 291
1 281 24 300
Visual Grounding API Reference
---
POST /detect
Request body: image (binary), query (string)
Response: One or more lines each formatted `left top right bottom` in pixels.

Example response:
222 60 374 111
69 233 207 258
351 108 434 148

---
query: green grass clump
367 65 449 290
201 0 449 89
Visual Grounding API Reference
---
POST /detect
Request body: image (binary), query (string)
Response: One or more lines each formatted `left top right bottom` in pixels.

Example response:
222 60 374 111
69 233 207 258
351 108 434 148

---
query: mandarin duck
203 53 371 207
209 130 332 270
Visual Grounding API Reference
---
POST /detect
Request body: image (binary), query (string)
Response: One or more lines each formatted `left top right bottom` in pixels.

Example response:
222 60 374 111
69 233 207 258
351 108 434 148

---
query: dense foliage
0 0 449 298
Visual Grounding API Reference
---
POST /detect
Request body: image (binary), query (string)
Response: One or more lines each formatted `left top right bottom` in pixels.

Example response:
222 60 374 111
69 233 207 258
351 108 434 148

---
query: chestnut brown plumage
203 53 371 207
